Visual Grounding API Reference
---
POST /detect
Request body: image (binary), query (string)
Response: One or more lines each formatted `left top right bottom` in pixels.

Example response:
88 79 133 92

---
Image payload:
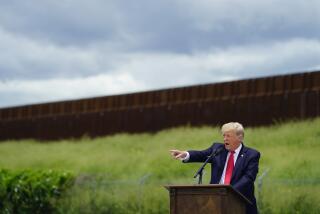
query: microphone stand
193 148 222 184
193 155 211 184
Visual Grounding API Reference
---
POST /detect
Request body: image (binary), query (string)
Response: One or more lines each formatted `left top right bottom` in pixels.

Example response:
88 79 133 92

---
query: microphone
194 145 224 184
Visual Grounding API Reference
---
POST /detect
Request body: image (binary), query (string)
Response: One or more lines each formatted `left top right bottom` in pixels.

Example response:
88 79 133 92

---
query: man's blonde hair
221 122 244 141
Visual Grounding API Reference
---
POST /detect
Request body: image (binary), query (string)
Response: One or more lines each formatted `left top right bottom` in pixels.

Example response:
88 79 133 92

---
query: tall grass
0 118 320 213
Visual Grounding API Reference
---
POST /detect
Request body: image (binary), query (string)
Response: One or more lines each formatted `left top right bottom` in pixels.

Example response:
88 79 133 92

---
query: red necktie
224 151 235 185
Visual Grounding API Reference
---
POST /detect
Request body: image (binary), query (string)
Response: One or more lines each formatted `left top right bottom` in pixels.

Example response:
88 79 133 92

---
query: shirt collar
233 143 242 155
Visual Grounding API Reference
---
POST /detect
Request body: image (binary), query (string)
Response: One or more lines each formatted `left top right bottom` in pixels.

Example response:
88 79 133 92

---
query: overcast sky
0 0 319 108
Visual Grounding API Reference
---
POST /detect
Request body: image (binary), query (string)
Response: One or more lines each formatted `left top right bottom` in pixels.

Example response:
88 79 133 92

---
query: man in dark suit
170 122 260 214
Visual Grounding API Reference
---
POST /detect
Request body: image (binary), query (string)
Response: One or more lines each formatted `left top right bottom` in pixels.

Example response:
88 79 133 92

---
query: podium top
164 184 252 205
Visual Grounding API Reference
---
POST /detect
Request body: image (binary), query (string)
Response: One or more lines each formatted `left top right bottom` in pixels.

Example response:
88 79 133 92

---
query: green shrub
0 169 74 214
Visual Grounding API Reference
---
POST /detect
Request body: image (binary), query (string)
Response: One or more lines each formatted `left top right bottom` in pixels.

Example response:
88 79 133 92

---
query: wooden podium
165 185 251 214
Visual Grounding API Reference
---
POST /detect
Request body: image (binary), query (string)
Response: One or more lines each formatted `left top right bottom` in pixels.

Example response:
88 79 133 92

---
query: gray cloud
0 0 319 107
1 38 319 107
0 1 120 45
1 0 319 51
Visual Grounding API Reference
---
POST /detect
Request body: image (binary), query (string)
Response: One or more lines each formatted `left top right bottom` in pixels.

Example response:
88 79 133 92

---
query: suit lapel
231 144 247 182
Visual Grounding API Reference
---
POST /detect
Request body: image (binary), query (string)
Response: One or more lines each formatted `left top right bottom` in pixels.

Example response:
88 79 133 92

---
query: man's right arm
170 144 216 163
169 150 190 161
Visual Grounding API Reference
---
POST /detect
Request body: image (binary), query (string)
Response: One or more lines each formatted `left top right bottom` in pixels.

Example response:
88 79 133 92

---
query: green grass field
1 118 320 213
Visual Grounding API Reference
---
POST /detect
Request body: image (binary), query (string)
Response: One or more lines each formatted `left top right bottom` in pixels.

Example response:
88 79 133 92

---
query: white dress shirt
219 143 242 184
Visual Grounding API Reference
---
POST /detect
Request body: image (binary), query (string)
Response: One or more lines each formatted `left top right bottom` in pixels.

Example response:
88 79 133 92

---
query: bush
0 169 74 214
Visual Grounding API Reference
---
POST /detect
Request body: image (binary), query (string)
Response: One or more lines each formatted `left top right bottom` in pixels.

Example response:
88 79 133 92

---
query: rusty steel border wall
0 70 319 140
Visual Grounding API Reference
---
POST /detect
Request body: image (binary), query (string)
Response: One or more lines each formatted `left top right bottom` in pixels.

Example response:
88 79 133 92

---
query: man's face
223 130 241 151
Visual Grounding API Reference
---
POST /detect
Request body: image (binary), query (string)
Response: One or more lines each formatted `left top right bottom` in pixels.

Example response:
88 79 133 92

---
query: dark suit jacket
186 142 260 214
